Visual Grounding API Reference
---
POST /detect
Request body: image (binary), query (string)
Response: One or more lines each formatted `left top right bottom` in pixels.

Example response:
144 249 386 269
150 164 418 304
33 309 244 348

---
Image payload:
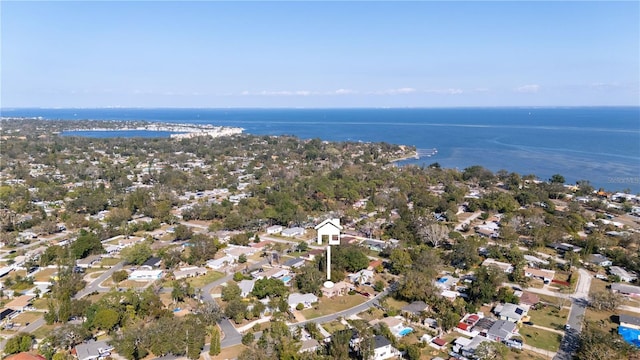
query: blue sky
1 1 639 108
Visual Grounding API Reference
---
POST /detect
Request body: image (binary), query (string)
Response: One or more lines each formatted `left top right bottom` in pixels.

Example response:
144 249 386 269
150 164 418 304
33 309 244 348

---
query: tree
70 229 104 259
550 174 566 184
225 299 248 324
475 341 509 360
389 248 412 275
416 221 449 248
238 254 247 264
295 263 324 295
589 291 623 311
241 332 254 346
93 308 120 331
120 243 152 265
173 224 193 241
209 326 221 355
112 269 129 283
252 278 288 299
222 282 242 302
4 332 34 354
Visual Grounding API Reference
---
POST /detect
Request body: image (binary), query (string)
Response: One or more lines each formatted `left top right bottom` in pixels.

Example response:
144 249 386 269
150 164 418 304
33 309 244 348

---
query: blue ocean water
2 107 639 192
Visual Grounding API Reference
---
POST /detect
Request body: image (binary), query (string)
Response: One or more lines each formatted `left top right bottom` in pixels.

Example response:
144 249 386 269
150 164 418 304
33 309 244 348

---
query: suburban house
5 353 46 360
321 281 353 298
76 255 102 269
288 293 318 310
238 279 256 298
481 258 514 273
140 256 162 270
494 303 528 323
549 242 582 254
372 335 398 360
609 266 638 282
486 320 517 342
281 227 305 238
524 255 549 266
5 295 35 312
611 283 640 297
456 313 481 337
620 314 640 330
588 254 613 267
75 340 114 360
401 301 429 318
363 239 388 252
128 269 164 281
206 255 235 270
266 225 284 235
0 308 17 321
524 267 555 283
299 339 320 354
371 317 406 337
255 267 289 280
173 267 207 280
282 257 305 269
454 335 490 359
348 269 375 285
224 245 258 259
435 275 459 290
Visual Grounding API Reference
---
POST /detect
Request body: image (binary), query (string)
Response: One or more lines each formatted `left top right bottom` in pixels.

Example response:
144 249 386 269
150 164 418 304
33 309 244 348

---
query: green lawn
185 271 224 288
32 324 56 340
99 257 122 266
527 306 569 331
301 295 367 319
322 320 347 334
519 326 563 352
12 311 42 325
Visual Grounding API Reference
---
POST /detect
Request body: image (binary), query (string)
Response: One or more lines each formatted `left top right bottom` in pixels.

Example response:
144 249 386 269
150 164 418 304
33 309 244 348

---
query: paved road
292 290 388 328
197 258 268 349
0 261 124 352
554 268 591 360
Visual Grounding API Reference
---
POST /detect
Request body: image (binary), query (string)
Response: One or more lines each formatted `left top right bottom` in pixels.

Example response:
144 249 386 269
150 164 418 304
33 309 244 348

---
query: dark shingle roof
619 314 640 327
374 335 391 348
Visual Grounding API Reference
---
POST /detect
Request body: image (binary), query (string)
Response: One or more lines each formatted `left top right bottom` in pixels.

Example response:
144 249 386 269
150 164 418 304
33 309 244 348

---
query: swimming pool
437 277 447 283
281 276 292 283
398 327 413 336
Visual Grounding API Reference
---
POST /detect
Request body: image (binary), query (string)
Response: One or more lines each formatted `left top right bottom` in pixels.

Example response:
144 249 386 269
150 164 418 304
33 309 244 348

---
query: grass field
301 295 367 319
186 271 225 288
33 268 57 282
215 344 247 359
99 257 122 266
519 326 563 352
322 320 347 334
12 311 42 325
527 306 569 330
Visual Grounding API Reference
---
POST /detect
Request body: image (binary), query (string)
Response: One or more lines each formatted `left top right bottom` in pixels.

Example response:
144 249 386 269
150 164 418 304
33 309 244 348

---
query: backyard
519 326 563 352
527 305 569 331
300 294 367 319
185 271 224 288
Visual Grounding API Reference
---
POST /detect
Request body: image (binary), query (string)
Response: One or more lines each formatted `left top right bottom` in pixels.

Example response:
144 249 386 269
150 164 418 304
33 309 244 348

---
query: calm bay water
2 107 639 192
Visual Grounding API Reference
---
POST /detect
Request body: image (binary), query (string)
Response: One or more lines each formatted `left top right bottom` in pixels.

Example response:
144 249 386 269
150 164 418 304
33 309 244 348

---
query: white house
348 269 375 284
75 340 114 360
207 255 235 270
372 335 399 360
282 227 305 238
610 266 638 282
238 279 256 298
174 267 207 280
524 267 555 283
128 270 164 281
266 225 284 235
481 258 514 273
288 292 318 310
588 254 613 267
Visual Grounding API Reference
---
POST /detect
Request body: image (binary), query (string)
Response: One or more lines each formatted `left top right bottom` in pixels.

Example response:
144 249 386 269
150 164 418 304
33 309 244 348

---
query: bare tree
416 218 449 248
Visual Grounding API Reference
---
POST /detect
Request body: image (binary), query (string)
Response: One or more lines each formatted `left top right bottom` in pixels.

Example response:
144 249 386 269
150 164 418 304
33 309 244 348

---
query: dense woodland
1 118 639 360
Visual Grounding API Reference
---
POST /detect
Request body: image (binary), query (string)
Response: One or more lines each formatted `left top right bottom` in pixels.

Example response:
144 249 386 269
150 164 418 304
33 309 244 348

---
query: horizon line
2 105 639 110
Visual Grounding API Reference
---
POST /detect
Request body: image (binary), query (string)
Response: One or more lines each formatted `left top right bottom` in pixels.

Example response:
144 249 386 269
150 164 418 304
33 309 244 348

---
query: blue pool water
399 328 413 336
437 278 447 283
281 276 292 283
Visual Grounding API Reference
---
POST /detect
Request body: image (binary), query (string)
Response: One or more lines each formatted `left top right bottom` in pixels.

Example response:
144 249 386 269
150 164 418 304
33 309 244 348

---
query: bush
233 272 244 282
111 270 128 283
296 303 304 311
242 332 254 345
348 290 356 295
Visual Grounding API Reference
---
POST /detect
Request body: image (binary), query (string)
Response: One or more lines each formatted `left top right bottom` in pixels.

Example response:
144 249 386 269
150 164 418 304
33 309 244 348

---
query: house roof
374 335 391 348
75 340 113 360
300 339 320 352
5 295 35 310
238 279 256 295
620 314 640 327
612 283 640 294
288 292 318 305
494 303 527 320
473 318 495 331
283 257 305 267
488 320 516 339
5 353 46 360
520 291 540 306
402 301 428 315
525 267 555 279
142 256 162 267
432 337 447 346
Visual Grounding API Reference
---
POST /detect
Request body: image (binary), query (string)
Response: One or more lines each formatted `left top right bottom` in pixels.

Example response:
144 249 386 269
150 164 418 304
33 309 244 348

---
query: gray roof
612 283 640 294
238 279 255 296
283 257 305 268
402 301 428 315
487 320 516 339
75 340 113 360
374 335 391 349
619 314 640 327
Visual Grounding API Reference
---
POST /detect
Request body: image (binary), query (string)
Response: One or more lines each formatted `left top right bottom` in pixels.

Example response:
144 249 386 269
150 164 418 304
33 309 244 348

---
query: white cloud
372 87 417 95
426 88 464 95
514 84 540 93
332 88 357 95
